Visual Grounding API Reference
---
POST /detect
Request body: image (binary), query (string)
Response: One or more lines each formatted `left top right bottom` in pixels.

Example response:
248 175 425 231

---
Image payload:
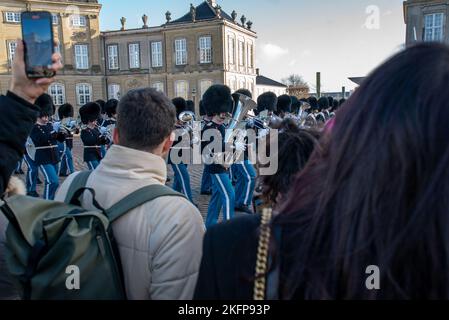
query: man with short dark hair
56 88 204 300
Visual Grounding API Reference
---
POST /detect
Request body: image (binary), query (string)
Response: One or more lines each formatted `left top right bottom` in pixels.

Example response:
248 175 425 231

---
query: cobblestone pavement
16 137 223 220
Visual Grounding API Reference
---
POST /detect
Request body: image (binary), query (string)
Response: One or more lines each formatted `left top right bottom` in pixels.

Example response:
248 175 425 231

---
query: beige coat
55 145 205 300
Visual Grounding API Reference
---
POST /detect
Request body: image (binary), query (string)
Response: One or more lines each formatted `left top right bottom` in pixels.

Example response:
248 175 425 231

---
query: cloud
289 59 297 66
301 50 312 57
261 43 289 59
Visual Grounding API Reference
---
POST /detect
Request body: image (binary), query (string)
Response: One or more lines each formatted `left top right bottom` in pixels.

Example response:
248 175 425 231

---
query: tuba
223 93 257 164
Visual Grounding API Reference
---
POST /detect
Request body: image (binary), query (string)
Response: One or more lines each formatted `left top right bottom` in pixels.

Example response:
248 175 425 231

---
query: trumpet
60 118 81 135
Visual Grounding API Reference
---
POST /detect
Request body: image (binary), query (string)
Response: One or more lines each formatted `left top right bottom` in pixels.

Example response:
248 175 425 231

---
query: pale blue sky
99 0 406 92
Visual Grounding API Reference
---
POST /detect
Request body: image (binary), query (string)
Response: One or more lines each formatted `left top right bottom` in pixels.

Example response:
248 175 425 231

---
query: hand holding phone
21 11 55 79
9 40 62 105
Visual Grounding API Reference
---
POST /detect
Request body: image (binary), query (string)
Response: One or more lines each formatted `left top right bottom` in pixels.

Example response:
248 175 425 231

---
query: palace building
0 0 264 115
404 0 449 45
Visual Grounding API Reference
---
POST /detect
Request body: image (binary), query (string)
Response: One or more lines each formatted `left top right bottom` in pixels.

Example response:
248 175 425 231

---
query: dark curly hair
261 119 320 207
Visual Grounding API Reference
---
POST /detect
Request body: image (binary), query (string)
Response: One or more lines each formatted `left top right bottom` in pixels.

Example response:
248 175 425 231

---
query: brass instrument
223 93 257 165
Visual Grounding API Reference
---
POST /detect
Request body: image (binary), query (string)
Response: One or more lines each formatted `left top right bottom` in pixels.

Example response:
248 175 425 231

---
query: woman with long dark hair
194 43 449 300
256 119 320 212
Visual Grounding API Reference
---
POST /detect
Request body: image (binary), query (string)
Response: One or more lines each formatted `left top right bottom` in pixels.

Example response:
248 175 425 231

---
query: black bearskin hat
327 96 334 108
199 100 206 116
318 97 329 111
333 99 339 109
308 96 318 110
35 94 54 118
257 92 278 115
235 88 252 99
186 100 195 113
339 98 346 106
58 103 74 120
79 102 101 125
290 96 301 114
172 97 187 117
202 84 233 116
96 99 106 114
105 99 118 118
277 95 292 114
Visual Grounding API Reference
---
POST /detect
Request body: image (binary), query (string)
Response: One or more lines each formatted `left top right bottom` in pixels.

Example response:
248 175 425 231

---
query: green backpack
0 171 185 300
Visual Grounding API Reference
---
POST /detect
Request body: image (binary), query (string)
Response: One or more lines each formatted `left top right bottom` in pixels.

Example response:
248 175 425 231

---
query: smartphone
21 11 55 78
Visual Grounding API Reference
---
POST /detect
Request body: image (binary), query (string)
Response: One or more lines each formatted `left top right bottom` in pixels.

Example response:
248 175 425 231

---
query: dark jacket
202 121 228 175
29 123 61 166
81 127 106 162
0 91 39 196
194 214 262 300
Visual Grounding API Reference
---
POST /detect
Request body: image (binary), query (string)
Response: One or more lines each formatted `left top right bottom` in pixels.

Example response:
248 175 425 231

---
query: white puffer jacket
55 145 205 300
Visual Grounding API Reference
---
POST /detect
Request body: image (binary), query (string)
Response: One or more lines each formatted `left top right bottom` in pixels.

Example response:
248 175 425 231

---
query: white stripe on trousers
173 164 188 198
215 174 231 221
39 165 50 200
87 162 94 170
23 156 33 190
242 163 252 205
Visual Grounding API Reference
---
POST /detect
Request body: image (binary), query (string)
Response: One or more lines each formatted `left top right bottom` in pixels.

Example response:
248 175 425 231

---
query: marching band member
276 94 293 119
202 85 235 227
96 99 107 158
23 132 39 197
103 99 118 150
200 100 213 195
231 89 256 214
316 96 330 126
57 103 78 176
79 102 109 170
30 94 65 200
168 97 193 203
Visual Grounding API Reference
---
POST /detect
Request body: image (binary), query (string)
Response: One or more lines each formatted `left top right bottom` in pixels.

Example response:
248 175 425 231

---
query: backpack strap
64 171 92 204
106 184 186 223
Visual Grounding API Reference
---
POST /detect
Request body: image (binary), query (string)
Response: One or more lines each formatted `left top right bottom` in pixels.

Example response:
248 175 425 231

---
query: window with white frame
108 45 119 70
74 44 89 69
152 82 165 93
128 43 140 69
238 41 245 66
108 84 121 100
175 81 189 100
199 36 212 64
71 15 87 27
48 83 65 106
7 41 17 65
5 12 21 23
200 80 213 99
247 44 254 68
228 36 235 65
76 83 92 105
175 39 187 65
151 41 163 68
52 13 59 25
424 13 445 42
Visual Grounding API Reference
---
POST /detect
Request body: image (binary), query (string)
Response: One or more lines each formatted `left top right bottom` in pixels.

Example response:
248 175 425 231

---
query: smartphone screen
21 11 55 78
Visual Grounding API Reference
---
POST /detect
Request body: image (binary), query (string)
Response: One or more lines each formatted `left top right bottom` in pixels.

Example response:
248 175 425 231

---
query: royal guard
202 84 236 227
168 97 194 203
30 94 65 200
57 103 78 177
79 102 110 170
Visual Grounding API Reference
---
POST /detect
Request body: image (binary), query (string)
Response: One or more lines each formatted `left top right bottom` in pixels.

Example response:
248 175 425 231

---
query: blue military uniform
81 126 107 170
168 123 193 203
202 120 235 227
29 123 62 200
